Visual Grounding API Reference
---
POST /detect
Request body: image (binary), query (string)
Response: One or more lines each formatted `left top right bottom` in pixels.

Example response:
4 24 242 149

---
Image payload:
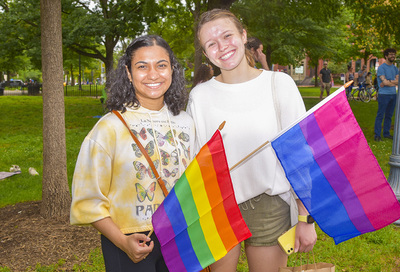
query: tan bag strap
271 72 299 226
271 71 281 130
112 110 169 197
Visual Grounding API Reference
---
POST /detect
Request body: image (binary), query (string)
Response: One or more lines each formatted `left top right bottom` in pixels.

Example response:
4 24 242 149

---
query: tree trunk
314 65 318 87
266 44 272 71
193 2 203 78
6 71 11 84
70 64 74 86
40 0 71 219
104 35 117 90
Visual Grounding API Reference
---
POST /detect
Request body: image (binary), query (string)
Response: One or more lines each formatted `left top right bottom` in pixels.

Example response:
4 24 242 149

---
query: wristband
298 215 315 224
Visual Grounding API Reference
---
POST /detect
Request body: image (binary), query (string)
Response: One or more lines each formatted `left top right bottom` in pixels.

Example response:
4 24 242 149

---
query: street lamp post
388 81 400 224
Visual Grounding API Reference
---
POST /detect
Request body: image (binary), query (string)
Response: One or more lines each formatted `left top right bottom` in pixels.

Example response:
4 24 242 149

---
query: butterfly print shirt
70 105 195 234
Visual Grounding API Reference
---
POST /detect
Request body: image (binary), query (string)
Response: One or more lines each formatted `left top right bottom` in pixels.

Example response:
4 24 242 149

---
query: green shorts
239 193 291 246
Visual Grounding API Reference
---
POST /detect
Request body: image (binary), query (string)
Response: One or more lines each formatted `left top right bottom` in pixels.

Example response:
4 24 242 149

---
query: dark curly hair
106 35 188 116
383 48 396 58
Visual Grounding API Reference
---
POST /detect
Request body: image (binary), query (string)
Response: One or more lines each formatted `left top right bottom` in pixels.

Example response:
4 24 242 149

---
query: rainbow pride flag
152 130 251 272
271 86 400 244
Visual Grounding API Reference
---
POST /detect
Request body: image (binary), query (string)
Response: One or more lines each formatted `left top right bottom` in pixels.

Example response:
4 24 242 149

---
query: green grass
1 89 399 271
298 86 340 97
0 96 103 207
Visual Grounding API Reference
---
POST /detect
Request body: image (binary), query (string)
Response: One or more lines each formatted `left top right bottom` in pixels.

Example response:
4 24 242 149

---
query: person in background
246 36 270 70
70 35 195 271
345 65 354 98
374 48 399 142
319 61 333 100
192 63 214 88
365 72 373 89
357 64 368 89
188 9 316 272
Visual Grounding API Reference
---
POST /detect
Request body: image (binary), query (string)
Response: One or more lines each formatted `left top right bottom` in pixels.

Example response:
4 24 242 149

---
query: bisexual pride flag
271 86 400 244
152 130 251 272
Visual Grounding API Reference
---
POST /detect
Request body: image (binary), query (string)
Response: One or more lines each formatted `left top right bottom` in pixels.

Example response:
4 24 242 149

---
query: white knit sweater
187 70 305 204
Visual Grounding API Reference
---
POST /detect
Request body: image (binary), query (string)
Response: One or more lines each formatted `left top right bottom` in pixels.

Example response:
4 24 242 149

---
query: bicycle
366 86 378 101
348 85 370 102
357 85 378 103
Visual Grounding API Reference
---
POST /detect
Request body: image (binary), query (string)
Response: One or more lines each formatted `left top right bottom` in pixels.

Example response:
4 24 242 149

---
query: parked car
1 80 27 88
9 80 27 87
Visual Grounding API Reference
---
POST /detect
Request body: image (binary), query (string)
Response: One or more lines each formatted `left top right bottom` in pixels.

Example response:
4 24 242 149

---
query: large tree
61 0 159 87
232 0 344 68
148 0 237 78
0 0 41 80
40 0 71 218
346 0 398 58
147 0 195 80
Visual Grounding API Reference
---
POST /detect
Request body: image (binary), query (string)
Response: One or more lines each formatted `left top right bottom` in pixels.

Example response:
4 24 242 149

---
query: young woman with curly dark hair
71 35 195 271
107 35 188 116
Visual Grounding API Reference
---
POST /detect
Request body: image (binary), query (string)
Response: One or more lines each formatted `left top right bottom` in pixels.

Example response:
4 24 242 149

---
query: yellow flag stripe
185 158 226 258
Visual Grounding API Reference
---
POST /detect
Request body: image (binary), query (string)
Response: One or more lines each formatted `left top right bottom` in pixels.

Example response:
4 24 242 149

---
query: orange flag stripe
197 144 239 249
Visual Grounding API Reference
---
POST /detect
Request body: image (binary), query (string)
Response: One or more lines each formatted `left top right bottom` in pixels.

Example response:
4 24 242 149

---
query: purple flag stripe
300 114 375 233
314 92 400 229
152 202 187 272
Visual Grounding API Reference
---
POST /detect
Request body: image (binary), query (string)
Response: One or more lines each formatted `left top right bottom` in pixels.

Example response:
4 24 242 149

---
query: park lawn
0 96 103 207
1 90 399 271
298 86 340 97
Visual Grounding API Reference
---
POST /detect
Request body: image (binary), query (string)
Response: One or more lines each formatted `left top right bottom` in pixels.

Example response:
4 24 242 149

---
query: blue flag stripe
300 114 375 233
164 189 202 271
272 123 361 243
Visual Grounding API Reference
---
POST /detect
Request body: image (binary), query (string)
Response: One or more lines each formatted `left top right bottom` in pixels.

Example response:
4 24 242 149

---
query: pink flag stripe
314 91 400 229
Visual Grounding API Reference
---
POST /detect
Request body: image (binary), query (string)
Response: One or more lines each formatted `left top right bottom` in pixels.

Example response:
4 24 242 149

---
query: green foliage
329 62 348 77
19 68 42 83
2 0 400 87
232 0 348 67
0 0 41 72
61 0 161 77
346 0 400 46
148 0 195 81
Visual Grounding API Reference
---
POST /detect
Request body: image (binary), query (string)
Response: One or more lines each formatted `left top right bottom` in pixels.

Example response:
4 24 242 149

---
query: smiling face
199 18 247 71
386 52 396 63
126 45 172 111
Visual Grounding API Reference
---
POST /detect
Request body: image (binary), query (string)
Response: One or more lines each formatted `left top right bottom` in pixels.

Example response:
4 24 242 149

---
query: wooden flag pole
218 121 226 131
228 82 356 172
229 140 270 172
217 121 271 172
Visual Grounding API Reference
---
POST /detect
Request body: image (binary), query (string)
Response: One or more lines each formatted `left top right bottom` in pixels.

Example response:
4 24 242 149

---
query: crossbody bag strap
271 71 281 130
270 73 299 226
112 110 169 197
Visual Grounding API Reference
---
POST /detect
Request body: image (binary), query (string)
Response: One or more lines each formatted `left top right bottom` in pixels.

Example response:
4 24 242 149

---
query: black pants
101 232 169 272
